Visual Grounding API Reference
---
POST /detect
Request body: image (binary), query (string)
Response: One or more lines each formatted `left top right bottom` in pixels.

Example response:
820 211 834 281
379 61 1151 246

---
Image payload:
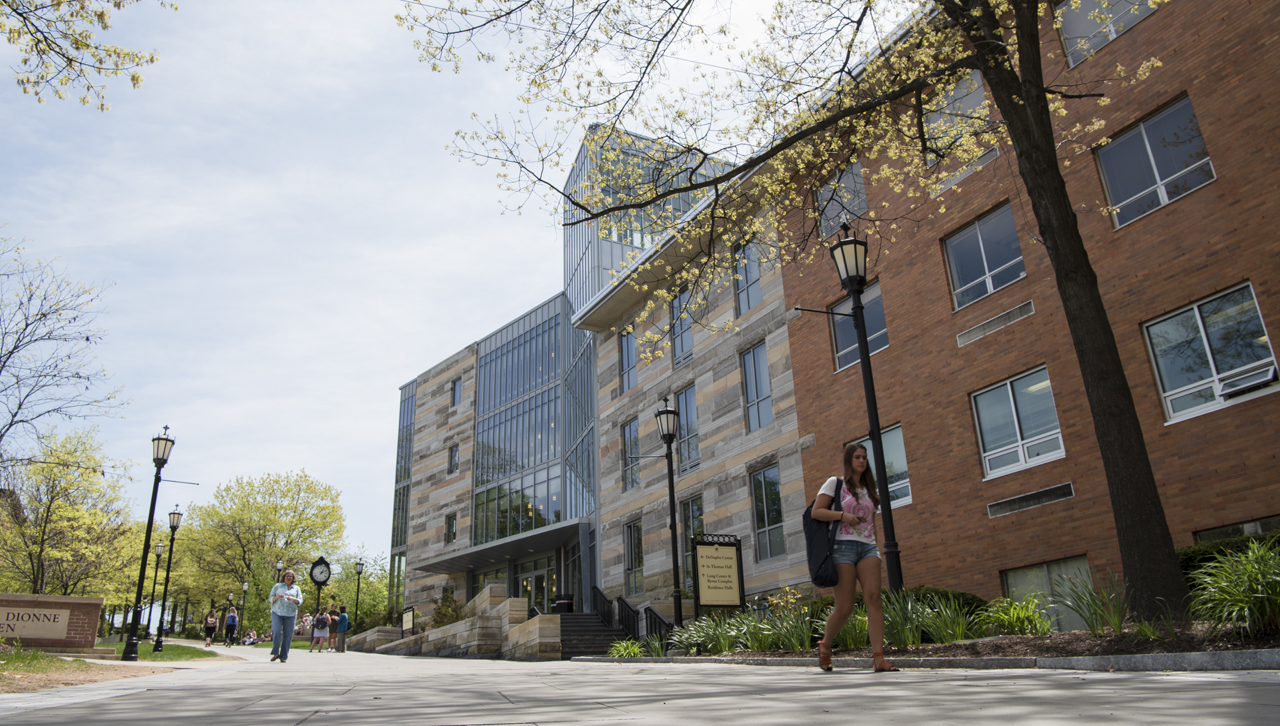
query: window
742 342 774 432
831 282 889 371
451 378 463 407
622 418 641 491
676 385 700 472
734 244 763 314
1003 556 1091 632
945 204 1026 309
619 330 637 393
1195 515 1280 544
444 514 457 544
447 445 460 474
925 69 991 165
751 465 786 561
671 287 693 366
1144 284 1276 420
816 163 869 240
1058 0 1161 67
855 425 912 506
681 496 705 591
972 368 1064 477
624 520 644 597
1097 97 1214 228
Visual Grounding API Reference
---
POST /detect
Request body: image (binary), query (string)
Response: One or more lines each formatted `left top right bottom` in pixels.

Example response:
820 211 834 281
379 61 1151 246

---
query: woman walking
224 606 239 647
203 608 219 648
810 442 898 673
268 570 304 663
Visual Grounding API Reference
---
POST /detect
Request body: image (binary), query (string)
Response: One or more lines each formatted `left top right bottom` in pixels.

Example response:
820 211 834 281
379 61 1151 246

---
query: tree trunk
949 0 1190 619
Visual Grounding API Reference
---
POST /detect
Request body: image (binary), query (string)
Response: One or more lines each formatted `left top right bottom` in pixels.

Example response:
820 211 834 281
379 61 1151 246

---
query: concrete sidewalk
3 648 1279 725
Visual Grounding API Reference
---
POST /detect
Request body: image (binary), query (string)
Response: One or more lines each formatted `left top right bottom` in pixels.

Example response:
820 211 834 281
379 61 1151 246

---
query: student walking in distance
811 443 898 673
224 606 239 647
203 608 219 648
309 606 330 652
335 605 349 653
268 570 304 663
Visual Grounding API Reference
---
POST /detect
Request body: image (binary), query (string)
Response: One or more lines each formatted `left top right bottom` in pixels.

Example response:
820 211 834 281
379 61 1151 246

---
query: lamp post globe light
276 559 284 582
353 560 365 633
122 429 175 662
828 231 904 592
145 541 164 637
654 398 684 626
153 506 183 652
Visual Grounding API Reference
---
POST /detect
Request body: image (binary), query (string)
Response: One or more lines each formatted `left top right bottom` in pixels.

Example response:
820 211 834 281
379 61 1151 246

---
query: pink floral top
819 476 876 544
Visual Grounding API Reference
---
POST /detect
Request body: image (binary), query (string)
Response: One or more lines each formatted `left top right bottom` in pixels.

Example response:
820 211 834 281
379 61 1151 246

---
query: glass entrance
518 556 556 613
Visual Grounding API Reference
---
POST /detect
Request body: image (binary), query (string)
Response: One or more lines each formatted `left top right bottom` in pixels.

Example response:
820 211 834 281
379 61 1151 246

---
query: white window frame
925 69 992 168
1143 283 1277 423
676 385 700 473
742 342 774 432
944 204 1026 311
855 425 913 507
831 282 889 372
733 243 763 315
751 465 786 562
972 367 1065 478
1057 0 1162 68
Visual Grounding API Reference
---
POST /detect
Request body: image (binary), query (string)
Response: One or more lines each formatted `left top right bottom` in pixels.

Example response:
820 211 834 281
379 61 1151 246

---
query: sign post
691 534 745 622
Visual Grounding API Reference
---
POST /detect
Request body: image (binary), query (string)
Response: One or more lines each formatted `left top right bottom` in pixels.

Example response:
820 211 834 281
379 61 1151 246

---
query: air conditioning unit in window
1217 364 1278 400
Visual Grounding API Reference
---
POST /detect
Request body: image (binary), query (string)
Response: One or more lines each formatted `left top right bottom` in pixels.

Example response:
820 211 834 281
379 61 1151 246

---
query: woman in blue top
224 606 239 647
267 570 304 663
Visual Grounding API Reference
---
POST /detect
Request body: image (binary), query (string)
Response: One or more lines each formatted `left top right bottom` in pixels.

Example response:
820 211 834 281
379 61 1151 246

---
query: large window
671 287 693 366
1058 0 1162 67
925 69 990 163
945 204 1026 309
624 520 644 597
741 342 774 432
619 330 637 393
972 368 1064 477
751 465 785 561
855 425 912 506
1144 284 1276 421
447 444 460 475
676 385 700 473
1003 556 1090 632
831 282 889 370
1097 97 1214 228
734 243 763 314
816 163 868 239
681 495 705 591
622 418 641 491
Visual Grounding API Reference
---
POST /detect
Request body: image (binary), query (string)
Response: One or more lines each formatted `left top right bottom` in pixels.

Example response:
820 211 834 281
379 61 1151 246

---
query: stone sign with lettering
1 608 70 640
0 593 102 651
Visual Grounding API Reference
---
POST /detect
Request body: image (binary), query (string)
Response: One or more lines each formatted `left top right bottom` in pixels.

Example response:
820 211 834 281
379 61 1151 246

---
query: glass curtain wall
390 381 415 613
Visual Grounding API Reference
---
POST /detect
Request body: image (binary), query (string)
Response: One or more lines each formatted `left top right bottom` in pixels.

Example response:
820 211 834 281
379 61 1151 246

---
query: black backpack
315 612 329 628
802 478 844 588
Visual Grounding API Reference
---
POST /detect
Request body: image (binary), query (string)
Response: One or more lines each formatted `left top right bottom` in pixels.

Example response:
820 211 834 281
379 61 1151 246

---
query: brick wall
0 594 103 650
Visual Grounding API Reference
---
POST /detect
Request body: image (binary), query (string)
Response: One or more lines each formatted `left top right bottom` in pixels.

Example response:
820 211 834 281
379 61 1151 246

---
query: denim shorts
833 539 880 566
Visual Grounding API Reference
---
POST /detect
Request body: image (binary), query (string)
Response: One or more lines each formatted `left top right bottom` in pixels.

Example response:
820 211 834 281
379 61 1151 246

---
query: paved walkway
3 645 1279 724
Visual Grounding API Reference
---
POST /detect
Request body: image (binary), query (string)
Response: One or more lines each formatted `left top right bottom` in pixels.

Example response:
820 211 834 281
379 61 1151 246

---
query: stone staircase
559 612 626 660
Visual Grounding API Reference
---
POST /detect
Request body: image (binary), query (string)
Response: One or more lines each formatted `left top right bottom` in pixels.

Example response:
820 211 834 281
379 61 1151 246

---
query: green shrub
906 586 987 616
1177 532 1280 581
883 590 926 648
920 593 980 644
607 639 644 658
643 632 668 657
181 623 205 640
428 593 465 629
1054 570 1128 637
739 611 779 652
979 595 1053 636
828 604 870 650
1190 538 1280 638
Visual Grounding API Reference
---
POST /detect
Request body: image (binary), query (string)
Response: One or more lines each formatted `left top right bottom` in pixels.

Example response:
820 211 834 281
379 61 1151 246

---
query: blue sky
1 0 567 561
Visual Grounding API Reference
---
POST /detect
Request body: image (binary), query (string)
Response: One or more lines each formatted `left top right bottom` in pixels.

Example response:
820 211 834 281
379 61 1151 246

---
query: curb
571 648 1280 672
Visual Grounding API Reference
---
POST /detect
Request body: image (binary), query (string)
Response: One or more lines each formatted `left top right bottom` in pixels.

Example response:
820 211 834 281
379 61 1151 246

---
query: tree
0 242 123 468
398 0 1190 618
1 0 174 110
0 429 136 596
326 552 389 634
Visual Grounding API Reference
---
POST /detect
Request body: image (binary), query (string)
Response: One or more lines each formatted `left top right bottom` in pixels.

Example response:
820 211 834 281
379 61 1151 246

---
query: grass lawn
254 639 311 650
1 646 92 674
106 642 221 662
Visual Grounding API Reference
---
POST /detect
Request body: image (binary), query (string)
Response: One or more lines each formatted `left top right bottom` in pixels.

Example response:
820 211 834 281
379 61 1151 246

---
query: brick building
785 0 1279 610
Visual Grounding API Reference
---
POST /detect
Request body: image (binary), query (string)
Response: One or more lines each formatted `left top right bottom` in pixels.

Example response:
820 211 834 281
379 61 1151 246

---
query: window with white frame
816 163 869 240
1144 284 1276 421
751 465 786 561
619 330 637 393
945 204 1026 310
671 287 693 366
925 69 991 165
676 385 700 473
622 418 641 491
973 368 1064 477
734 243 763 314
742 342 774 432
447 444 460 474
1058 0 1162 67
855 425 912 506
624 520 644 596
1097 96 1214 228
831 282 889 371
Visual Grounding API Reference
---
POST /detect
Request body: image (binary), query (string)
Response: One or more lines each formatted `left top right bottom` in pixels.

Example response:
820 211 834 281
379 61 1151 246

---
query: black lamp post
829 232 904 592
153 506 182 652
145 541 164 637
242 581 249 607
654 398 684 626
276 559 284 582
354 560 365 632
123 429 175 661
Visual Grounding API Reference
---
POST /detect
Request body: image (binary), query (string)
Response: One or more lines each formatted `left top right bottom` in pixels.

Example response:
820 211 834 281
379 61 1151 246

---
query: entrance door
518 556 557 613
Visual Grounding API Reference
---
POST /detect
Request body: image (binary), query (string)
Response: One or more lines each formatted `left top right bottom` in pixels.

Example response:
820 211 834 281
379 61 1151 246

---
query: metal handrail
617 596 640 640
644 607 672 644
591 586 614 628
528 606 542 619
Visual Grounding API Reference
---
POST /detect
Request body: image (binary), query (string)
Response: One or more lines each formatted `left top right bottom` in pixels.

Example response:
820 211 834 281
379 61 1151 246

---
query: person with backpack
224 606 239 647
309 606 330 652
810 442 898 673
203 608 219 648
